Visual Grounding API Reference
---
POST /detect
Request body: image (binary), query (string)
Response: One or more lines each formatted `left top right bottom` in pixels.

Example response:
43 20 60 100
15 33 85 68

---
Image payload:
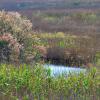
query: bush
0 11 40 63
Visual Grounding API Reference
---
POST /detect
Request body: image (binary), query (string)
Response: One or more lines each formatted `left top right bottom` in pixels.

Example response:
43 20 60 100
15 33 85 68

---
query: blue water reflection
44 64 86 76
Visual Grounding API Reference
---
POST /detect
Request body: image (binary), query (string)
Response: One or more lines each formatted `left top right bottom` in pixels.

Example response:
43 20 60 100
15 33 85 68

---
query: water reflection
44 64 86 76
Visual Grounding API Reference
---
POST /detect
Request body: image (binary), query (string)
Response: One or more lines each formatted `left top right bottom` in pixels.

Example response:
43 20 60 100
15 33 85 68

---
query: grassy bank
0 64 100 100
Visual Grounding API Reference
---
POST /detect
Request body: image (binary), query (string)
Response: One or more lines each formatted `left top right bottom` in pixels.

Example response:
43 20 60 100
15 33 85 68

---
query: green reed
0 64 99 100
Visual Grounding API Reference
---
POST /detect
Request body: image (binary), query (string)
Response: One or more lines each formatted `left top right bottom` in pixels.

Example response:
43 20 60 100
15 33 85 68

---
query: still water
44 64 86 76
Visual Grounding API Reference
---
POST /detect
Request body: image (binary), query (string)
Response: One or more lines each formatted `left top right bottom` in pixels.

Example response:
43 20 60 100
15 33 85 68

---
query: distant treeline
1 1 100 10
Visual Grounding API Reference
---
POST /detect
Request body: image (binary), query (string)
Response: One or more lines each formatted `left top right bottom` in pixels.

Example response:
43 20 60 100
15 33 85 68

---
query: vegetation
0 11 98 66
0 11 41 63
31 11 100 33
0 10 100 100
0 64 99 100
35 32 99 66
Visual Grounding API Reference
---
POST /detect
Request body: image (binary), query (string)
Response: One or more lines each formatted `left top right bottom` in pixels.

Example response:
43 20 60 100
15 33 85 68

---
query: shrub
0 33 22 62
0 11 39 63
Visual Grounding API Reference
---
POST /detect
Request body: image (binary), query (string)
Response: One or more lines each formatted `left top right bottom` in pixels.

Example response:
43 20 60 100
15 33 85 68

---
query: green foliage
37 32 77 48
0 41 8 47
0 64 99 100
71 13 97 23
95 52 100 67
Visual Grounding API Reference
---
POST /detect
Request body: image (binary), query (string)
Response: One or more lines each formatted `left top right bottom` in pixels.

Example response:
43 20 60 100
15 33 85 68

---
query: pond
44 64 86 77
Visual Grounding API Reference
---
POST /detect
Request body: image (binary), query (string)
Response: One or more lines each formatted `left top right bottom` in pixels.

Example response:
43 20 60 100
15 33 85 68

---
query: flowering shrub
0 33 22 52
0 33 23 62
0 11 32 44
0 11 35 62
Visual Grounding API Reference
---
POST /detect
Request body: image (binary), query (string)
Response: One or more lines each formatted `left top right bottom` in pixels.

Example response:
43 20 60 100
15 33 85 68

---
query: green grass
0 64 99 100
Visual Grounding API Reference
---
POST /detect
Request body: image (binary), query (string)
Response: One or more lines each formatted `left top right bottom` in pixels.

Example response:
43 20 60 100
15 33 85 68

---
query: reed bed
0 64 99 100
